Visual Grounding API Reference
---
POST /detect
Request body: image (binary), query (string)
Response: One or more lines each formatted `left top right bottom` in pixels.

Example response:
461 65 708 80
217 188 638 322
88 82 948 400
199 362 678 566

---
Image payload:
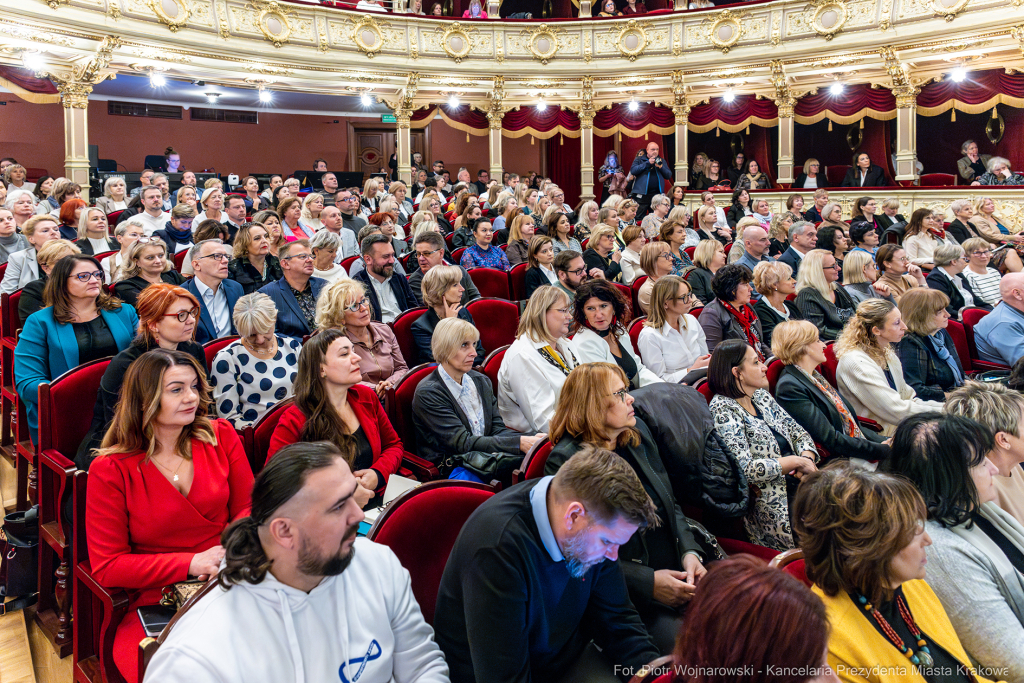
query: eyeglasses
658 253 675 261
551 307 571 316
972 250 992 257
567 267 587 276
197 253 230 262
416 248 442 258
282 253 315 261
71 271 104 282
345 297 370 312
674 293 694 303
823 262 841 271
609 388 629 404
163 307 200 322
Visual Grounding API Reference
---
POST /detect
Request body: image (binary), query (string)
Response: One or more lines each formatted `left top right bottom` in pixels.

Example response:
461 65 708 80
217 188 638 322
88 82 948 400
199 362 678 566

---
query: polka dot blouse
208 335 303 428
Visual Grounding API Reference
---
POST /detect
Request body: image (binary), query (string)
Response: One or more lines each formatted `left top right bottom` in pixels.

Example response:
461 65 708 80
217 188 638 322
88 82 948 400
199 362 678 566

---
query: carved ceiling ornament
517 24 562 65
435 22 475 63
880 45 919 108
0 21 76 46
613 19 650 61
147 0 192 32
246 0 298 47
703 9 749 54
930 0 970 21
484 74 515 128
38 35 120 108
805 0 849 40
666 70 708 125
128 45 192 62
380 72 419 125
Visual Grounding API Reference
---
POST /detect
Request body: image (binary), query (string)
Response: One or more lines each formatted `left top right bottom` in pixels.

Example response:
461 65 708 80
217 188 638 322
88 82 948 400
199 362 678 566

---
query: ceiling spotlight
448 95 460 108
259 89 273 103
205 92 220 103
149 72 166 88
723 89 736 104
360 92 371 106
951 66 967 83
537 98 547 112
628 99 639 112
830 82 845 96
21 51 45 71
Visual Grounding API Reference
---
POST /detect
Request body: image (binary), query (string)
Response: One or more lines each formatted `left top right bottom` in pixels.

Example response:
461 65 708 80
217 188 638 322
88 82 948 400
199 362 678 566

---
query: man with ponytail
143 441 449 683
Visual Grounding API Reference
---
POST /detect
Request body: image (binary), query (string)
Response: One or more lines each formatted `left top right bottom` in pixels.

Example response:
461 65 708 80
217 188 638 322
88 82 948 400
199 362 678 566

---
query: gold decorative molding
39 0 72 9
246 0 298 47
107 0 123 20
612 19 650 61
703 10 748 53
880 45 919 108
664 70 708 125
127 45 192 62
38 35 120 108
920 38 991 53
805 0 849 41
0 21 76 46
147 0 192 32
930 0 970 22
517 24 562 65
484 74 514 128
244 62 293 75
435 22 475 63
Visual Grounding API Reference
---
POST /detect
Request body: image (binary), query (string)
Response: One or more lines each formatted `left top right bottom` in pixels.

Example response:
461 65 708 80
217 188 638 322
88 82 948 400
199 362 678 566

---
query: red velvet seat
340 255 360 273
24 167 49 182
512 437 552 484
627 317 646 357
386 362 437 454
444 232 455 249
689 305 703 320
819 342 839 388
1 289 29 508
389 307 429 366
94 250 118 264
481 344 508 394
399 251 417 273
468 268 511 300
451 247 467 264
581 238 589 250
466 298 519 353
769 547 811 587
825 165 850 187
612 282 632 310
630 275 648 315
962 307 1011 371
173 248 190 273
38 357 112 657
243 396 294 473
367 480 495 624
684 245 697 259
508 262 529 301
717 536 781 563
694 378 713 405
920 173 956 187
106 210 124 225
766 357 784 396
203 335 240 369
945 320 974 374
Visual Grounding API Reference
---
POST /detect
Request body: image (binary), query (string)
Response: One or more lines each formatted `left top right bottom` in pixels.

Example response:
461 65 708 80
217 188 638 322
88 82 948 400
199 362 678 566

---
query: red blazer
267 383 404 492
86 419 254 607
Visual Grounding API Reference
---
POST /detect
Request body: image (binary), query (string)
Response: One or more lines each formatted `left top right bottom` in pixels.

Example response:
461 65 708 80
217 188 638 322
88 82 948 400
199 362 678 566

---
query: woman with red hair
76 283 207 469
672 555 837 683
368 211 408 256
58 197 87 241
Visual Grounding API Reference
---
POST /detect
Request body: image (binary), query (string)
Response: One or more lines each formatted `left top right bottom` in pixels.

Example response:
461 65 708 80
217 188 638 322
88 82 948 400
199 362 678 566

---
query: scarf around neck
720 300 764 359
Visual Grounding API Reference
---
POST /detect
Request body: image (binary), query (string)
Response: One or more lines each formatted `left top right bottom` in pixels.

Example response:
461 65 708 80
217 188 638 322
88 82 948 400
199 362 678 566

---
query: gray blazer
0 248 39 294
924 504 1024 681
697 298 772 359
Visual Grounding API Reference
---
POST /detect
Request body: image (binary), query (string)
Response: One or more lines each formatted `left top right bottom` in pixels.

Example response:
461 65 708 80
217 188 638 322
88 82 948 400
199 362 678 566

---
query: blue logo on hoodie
339 640 382 683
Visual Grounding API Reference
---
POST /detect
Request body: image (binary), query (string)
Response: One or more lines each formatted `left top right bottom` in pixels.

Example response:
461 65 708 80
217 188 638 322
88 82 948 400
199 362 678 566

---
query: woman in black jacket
112 238 186 307
523 235 558 300
725 187 752 228
74 207 118 255
226 223 283 295
793 158 829 190
924 242 990 320
411 317 542 472
410 264 485 365
772 320 890 462
895 288 966 402
793 249 855 341
841 152 889 187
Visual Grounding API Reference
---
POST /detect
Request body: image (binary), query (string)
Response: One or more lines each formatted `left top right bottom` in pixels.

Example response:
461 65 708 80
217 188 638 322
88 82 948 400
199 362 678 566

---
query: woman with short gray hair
208 292 303 428
924 242 990 320
972 156 1024 186
310 230 348 284
640 193 670 238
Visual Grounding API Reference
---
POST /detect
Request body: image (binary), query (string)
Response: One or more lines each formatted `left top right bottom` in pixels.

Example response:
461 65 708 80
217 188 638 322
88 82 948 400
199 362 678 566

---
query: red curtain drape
503 107 580 138
593 103 674 137
918 70 1024 114
794 84 896 125
547 134 582 208
0 66 58 94
688 95 778 133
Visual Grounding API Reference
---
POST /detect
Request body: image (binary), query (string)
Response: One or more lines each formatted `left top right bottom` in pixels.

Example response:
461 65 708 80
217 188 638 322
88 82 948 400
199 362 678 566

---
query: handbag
444 450 521 481
0 506 39 614
160 579 206 610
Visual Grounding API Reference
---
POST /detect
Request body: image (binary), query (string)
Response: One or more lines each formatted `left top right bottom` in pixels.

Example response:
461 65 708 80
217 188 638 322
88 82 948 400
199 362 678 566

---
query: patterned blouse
209 335 303 428
552 237 583 255
460 244 511 272
669 248 694 276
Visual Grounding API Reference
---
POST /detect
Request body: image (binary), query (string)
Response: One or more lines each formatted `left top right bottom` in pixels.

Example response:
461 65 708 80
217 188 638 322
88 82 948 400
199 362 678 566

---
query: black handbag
446 450 521 481
0 505 39 614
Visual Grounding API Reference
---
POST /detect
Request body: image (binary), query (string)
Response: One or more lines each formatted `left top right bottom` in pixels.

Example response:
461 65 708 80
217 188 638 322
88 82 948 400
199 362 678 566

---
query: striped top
963 267 1002 307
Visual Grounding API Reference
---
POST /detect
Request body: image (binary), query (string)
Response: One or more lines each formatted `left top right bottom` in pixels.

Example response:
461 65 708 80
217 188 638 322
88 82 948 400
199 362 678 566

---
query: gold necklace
153 455 186 483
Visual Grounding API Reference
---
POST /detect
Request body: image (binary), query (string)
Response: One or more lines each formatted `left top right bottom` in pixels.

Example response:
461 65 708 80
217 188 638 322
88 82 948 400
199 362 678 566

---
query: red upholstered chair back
1 290 22 342
252 397 294 471
769 548 811 587
341 255 360 272
920 173 956 187
444 233 455 249
514 437 553 483
508 262 529 301
93 250 117 264
613 282 632 312
627 657 676 683
451 247 467 264
717 537 781 563
387 362 437 452
481 344 509 393
581 238 589 250
962 307 990 329
106 210 124 225
684 245 697 259
961 307 1009 371
945 320 972 373
203 336 240 369
466 298 519 353
367 480 495 624
38 357 112 456
390 307 428 365
468 268 511 300
825 165 850 186
173 248 190 273
689 305 703 320
694 378 714 405
630 275 648 314
628 317 646 357
766 357 784 396
0 262 7 282
819 342 839 388
400 251 416 273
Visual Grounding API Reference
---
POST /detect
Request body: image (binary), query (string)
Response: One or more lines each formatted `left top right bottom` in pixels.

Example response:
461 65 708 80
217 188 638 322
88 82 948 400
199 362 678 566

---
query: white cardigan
497 335 581 433
572 327 662 388
835 347 943 434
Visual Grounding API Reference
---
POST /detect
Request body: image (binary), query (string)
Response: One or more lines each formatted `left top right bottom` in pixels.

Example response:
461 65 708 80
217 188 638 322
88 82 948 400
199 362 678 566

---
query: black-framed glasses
567 267 587 276
823 262 841 271
416 248 442 258
609 388 629 404
163 307 200 322
345 297 370 312
197 253 230 262
282 253 315 261
674 293 694 303
71 271 104 282
972 250 992 257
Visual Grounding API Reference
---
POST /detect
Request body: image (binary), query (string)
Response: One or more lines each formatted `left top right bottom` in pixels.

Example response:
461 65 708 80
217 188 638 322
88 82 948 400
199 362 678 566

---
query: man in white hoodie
143 442 450 683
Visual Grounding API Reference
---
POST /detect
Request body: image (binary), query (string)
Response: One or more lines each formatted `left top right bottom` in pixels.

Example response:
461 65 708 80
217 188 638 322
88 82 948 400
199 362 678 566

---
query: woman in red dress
268 328 404 509
86 348 254 683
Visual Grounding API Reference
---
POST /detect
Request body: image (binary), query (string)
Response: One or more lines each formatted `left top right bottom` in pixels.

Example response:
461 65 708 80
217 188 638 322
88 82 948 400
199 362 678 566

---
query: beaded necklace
856 592 934 668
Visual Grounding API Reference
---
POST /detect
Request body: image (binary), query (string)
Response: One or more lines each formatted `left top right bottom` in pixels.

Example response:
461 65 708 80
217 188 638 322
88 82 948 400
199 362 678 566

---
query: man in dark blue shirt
629 142 673 220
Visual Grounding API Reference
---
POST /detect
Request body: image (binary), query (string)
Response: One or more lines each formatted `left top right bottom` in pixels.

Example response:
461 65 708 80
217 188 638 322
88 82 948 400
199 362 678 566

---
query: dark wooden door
351 127 426 182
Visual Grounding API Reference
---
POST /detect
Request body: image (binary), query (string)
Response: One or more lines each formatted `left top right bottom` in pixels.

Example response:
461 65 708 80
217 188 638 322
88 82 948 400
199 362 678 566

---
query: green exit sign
381 114 397 123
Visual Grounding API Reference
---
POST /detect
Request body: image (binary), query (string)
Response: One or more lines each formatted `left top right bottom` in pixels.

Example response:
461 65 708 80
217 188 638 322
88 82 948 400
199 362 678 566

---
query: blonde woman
501 214 532 267
835 299 944 434
175 185 198 213
112 237 186 306
360 178 381 216
842 248 893 306
751 260 800 347
638 275 710 384
637 241 672 313
1 214 60 294
492 192 518 234
96 176 129 214
972 196 1024 273
411 264 485 365
768 211 799 258
794 249 856 341
192 186 224 230
667 206 701 248
961 237 1003 307
299 193 324 233
619 225 647 285
574 200 600 241
75 207 118 255
687 238 726 306
497 285 580 433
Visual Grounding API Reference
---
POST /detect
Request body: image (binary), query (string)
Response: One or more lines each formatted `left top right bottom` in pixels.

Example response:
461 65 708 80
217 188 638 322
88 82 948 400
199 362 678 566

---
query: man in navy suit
258 239 327 340
184 239 244 344
352 234 416 324
629 141 673 220
777 221 818 278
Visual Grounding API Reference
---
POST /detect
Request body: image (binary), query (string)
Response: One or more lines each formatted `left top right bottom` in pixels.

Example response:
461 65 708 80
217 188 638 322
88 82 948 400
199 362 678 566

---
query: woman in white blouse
638 275 712 385
902 207 958 272
497 285 580 433
835 299 944 435
572 279 661 388
74 207 118 256
102 219 145 283
619 224 647 285
191 187 225 230
961 237 1003 308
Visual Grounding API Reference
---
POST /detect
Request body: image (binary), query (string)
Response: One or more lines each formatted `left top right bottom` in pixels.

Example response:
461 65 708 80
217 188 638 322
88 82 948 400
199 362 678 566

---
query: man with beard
434 445 661 683
553 250 593 304
142 441 449 683
352 233 416 323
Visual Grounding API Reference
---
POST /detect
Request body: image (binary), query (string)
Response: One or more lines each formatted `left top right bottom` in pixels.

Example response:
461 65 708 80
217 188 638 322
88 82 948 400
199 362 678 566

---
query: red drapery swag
917 70 1024 116
794 84 896 125
688 95 778 133
0 65 60 104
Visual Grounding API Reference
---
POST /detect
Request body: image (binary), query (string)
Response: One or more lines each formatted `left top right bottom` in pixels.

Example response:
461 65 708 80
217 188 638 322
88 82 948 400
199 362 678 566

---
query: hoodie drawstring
277 589 306 683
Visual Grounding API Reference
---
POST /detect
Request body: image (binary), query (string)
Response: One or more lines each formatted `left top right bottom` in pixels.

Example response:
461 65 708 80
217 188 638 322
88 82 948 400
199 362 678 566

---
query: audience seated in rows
18 239 80 326
210 293 302 429
835 299 944 434
638 276 710 385
267 329 403 508
708 339 818 550
86 348 254 683
77 283 206 468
